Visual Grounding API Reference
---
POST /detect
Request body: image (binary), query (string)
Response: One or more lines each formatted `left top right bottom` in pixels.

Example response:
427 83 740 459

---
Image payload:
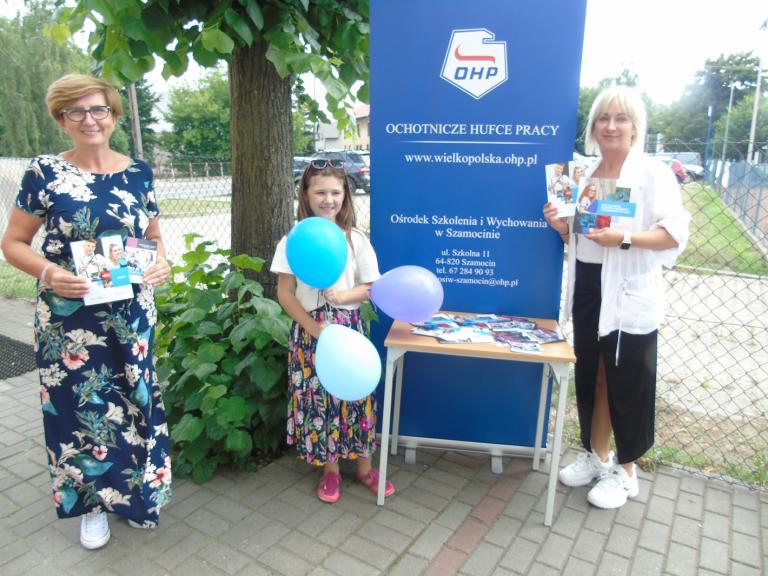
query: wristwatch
620 229 632 250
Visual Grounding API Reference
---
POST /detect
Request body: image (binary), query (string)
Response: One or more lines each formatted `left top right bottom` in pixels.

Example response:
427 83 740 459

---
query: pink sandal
317 472 341 503
357 468 395 498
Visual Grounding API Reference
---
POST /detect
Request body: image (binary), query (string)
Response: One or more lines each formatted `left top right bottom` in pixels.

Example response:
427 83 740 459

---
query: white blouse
271 226 380 311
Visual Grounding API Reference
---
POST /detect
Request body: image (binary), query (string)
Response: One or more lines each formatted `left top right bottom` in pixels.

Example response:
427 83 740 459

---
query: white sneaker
80 511 110 550
127 519 155 529
558 449 614 487
587 463 640 509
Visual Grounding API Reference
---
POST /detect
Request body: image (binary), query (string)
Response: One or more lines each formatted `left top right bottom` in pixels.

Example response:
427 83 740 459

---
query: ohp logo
441 29 508 99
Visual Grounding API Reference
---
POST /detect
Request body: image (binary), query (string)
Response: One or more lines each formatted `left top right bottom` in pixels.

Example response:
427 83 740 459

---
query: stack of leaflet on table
411 313 565 354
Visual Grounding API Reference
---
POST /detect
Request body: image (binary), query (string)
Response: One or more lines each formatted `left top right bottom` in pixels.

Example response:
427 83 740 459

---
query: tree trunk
230 43 293 298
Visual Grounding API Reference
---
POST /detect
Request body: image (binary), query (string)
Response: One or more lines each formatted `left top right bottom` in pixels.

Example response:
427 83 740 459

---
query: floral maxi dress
16 155 172 526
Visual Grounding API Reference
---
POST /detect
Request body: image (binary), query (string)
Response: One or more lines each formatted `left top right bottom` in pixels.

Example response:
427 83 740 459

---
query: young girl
270 159 396 503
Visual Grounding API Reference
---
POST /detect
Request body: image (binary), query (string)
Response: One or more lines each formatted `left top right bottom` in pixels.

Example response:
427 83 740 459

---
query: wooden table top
383 314 577 365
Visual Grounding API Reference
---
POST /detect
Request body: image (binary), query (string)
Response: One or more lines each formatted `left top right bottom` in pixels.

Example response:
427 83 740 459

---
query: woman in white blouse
543 86 690 509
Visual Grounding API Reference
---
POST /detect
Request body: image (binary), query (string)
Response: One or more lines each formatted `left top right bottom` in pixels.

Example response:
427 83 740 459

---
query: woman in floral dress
0 74 172 550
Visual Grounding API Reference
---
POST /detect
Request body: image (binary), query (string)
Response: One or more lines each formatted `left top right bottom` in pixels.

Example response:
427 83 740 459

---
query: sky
580 0 767 104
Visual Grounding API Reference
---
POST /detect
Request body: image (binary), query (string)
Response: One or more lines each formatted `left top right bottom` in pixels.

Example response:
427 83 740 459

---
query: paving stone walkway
0 297 765 575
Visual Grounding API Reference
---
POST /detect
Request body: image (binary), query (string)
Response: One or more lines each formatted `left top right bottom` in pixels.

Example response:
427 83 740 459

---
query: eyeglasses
308 159 344 170
60 105 112 122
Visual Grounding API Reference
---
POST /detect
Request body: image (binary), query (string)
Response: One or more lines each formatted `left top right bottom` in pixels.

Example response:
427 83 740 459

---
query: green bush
155 235 290 483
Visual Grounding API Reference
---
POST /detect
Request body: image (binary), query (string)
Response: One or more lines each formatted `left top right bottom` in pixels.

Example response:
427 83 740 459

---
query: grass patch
157 198 230 216
680 182 768 275
0 261 35 300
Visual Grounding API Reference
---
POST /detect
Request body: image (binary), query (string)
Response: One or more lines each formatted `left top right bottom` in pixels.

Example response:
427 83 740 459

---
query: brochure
410 312 562 354
72 236 133 306
124 237 158 283
573 178 636 235
545 160 586 218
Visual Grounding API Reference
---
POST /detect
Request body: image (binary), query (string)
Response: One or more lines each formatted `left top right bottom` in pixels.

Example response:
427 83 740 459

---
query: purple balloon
370 265 444 323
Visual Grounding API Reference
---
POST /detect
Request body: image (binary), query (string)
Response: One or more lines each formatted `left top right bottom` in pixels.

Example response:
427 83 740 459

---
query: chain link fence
1 148 766 489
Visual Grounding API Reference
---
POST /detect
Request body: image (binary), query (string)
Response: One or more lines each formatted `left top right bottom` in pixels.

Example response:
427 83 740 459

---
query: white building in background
314 103 370 151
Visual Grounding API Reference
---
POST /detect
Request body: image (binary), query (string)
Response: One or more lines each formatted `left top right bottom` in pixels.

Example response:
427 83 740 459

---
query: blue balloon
315 325 382 402
286 217 348 289
370 265 444 323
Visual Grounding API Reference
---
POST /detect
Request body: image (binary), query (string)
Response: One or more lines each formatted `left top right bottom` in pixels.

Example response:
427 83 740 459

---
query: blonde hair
584 85 646 156
46 74 123 121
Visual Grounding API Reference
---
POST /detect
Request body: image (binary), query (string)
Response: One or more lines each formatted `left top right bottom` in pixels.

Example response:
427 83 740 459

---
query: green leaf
216 301 237 321
230 253 265 271
192 42 219 68
171 414 205 442
204 417 228 440
221 271 244 293
234 354 256 376
230 317 258 352
155 363 172 382
193 362 218 379
265 44 289 78
221 357 239 376
319 74 348 101
181 354 199 370
250 330 274 350
251 297 283 318
224 8 254 46
196 321 223 337
207 384 228 401
48 22 72 44
244 0 264 30
183 389 206 411
122 16 151 42
250 357 284 393
257 316 290 347
84 0 116 25
200 393 218 414
216 396 248 425
192 458 217 484
179 436 213 464
202 28 235 54
198 342 226 363
179 308 207 324
226 429 253 453
107 56 143 84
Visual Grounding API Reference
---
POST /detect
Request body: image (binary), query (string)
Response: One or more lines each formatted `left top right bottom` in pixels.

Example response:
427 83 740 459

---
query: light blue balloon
370 265 444 323
315 325 382 402
286 217 348 289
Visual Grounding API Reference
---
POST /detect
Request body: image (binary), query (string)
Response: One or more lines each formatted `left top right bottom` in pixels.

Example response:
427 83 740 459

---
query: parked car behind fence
310 150 370 194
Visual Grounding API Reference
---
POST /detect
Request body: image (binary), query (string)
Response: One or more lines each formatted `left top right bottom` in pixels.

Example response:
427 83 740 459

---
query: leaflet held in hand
72 235 133 305
124 237 158 283
572 177 635 234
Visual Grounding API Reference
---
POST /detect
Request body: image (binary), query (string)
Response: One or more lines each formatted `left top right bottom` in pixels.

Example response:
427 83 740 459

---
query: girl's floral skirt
287 306 377 466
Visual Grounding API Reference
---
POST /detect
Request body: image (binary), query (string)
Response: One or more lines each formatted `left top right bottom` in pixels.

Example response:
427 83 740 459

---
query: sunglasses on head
308 159 344 170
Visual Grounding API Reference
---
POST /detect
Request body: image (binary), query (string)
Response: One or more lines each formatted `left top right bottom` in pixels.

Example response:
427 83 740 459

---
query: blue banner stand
370 0 587 461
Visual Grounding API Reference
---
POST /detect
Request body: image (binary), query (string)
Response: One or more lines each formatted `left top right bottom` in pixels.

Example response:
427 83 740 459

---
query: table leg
544 362 569 526
532 366 550 471
377 347 401 506
391 355 404 455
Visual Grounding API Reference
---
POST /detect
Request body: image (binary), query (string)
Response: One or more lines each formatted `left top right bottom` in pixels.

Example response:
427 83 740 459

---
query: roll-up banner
370 0 587 448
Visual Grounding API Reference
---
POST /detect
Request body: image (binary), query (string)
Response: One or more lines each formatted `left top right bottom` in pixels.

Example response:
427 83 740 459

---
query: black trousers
572 260 657 464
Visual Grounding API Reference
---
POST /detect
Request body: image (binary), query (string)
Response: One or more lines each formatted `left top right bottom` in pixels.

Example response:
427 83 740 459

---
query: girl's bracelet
39 262 53 286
